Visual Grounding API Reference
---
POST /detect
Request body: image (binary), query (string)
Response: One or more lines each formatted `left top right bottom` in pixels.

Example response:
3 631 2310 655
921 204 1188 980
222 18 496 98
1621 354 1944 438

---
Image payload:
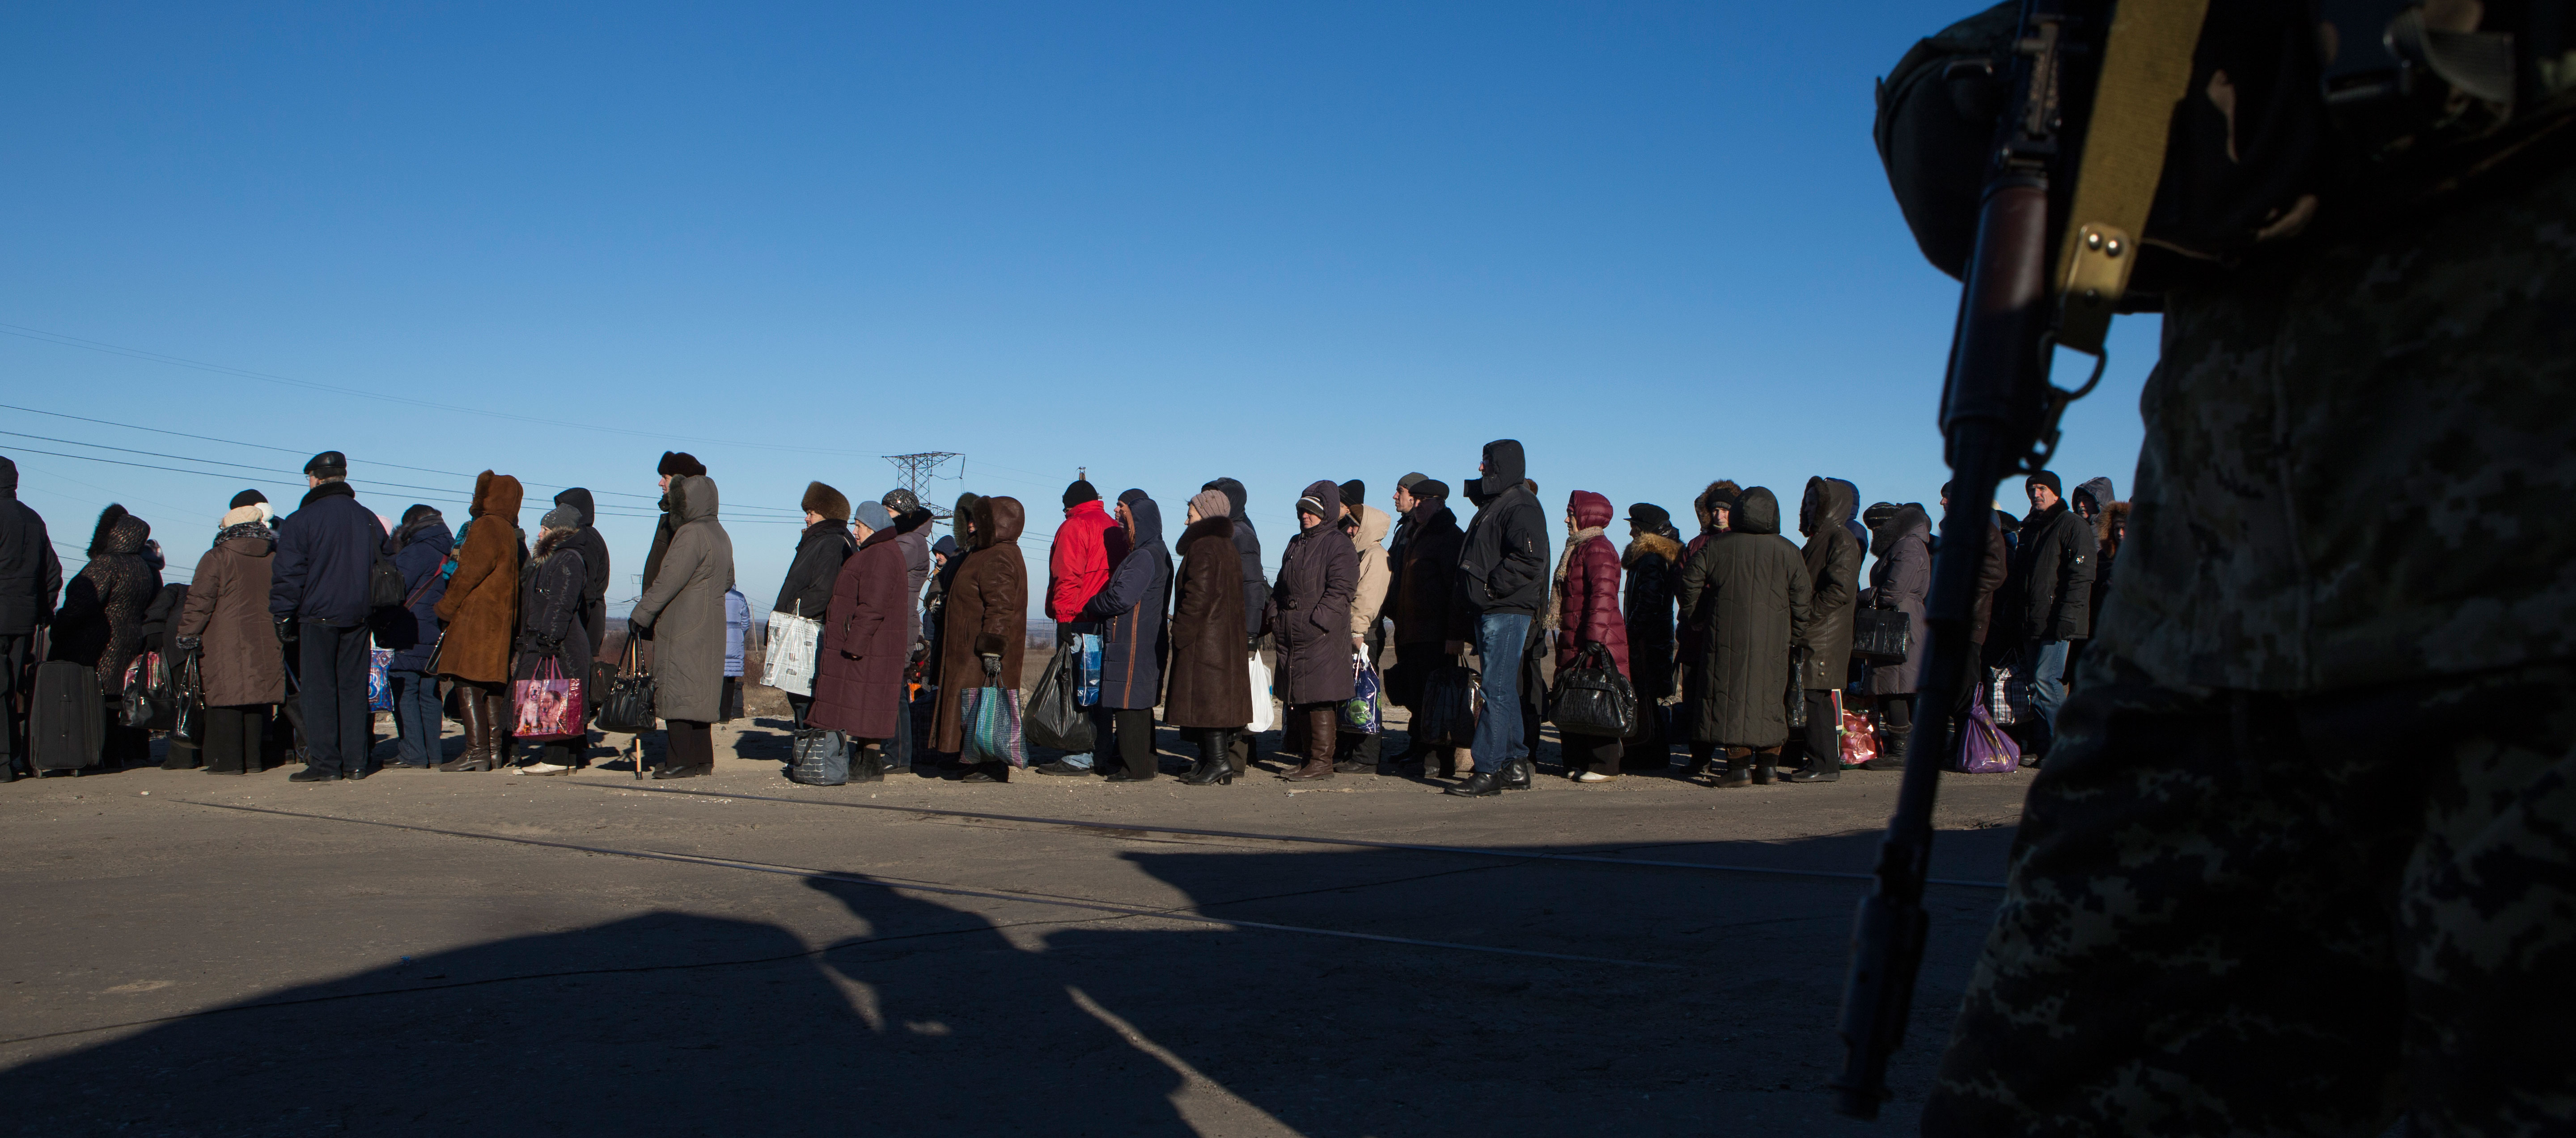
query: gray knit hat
854 501 892 531
539 505 581 532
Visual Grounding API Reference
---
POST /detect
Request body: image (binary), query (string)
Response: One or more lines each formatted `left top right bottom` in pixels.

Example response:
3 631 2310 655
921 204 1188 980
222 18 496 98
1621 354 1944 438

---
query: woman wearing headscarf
930 496 1027 782
629 473 735 779
809 500 909 781
507 505 594 775
1167 489 1250 785
49 505 161 768
1080 489 1173 782
1264 482 1358 781
175 498 283 774
432 472 524 772
1551 491 1631 782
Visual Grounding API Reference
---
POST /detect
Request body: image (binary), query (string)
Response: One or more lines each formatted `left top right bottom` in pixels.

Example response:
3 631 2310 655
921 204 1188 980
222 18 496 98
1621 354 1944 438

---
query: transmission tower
884 452 964 518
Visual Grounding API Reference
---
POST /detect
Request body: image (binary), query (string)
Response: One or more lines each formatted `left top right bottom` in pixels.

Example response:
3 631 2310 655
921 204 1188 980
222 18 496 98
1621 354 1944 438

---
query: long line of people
0 440 2115 788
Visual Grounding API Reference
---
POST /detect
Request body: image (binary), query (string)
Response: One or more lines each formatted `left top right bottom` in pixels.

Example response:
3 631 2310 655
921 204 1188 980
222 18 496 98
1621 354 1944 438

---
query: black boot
1858 727 1909 772
1500 756 1533 791
1789 750 1839 782
1752 750 1777 785
1445 769 1503 797
1712 751 1753 788
851 743 885 783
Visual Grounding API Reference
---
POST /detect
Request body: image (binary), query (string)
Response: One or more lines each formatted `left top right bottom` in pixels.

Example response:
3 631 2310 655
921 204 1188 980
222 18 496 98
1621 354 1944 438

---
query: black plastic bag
1025 641 1094 752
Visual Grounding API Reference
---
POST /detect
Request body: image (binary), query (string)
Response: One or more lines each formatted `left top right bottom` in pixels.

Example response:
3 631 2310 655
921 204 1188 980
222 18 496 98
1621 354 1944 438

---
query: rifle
1832 0 2206 1118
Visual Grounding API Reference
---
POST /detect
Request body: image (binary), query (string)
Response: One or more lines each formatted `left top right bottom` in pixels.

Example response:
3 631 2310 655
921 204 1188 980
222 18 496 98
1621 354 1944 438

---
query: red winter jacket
1047 500 1128 624
1557 491 1630 677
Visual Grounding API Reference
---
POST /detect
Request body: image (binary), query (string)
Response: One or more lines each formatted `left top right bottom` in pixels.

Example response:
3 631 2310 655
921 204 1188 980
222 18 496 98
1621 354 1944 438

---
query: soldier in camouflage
1921 134 2576 1134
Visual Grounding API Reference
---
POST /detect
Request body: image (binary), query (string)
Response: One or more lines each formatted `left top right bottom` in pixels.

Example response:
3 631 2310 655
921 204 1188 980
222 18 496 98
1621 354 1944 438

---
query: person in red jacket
1034 479 1128 775
1554 490 1631 783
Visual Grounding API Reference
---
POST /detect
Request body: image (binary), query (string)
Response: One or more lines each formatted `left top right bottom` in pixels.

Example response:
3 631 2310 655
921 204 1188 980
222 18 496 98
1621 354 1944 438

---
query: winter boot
852 743 886 783
439 693 497 772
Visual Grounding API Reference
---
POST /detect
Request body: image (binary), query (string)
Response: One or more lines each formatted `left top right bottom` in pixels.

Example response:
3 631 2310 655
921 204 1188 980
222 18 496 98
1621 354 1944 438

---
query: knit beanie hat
1063 480 1099 509
1189 489 1231 519
2026 470 2063 497
854 501 892 532
1338 480 1365 510
230 488 268 509
1296 495 1327 520
303 451 347 479
658 451 706 478
540 505 581 532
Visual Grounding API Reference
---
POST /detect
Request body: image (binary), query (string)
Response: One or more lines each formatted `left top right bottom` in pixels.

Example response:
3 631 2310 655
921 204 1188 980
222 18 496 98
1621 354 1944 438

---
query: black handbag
169 650 205 744
1852 605 1913 662
596 640 659 735
1024 641 1094 752
1415 661 1482 748
1548 643 1638 739
120 651 177 730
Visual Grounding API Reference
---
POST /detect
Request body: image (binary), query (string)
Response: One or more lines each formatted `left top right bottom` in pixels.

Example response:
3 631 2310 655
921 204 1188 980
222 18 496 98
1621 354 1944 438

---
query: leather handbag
1548 643 1638 739
1852 605 1913 662
596 639 659 735
169 650 206 744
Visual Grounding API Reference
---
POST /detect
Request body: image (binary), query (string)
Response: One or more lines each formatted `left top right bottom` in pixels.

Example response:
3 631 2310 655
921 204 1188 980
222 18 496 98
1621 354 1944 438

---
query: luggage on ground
30 661 103 772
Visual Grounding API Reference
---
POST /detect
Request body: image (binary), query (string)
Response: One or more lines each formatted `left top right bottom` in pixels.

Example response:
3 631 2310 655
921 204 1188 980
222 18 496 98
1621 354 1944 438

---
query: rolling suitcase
30 661 103 773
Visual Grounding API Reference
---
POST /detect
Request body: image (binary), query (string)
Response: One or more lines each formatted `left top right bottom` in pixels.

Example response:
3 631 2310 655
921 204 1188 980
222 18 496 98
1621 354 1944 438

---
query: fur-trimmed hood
1623 531 1684 567
2098 500 2130 556
469 471 524 522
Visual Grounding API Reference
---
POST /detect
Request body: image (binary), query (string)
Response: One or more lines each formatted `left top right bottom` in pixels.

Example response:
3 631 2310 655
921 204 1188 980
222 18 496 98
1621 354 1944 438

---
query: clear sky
1 1 2157 612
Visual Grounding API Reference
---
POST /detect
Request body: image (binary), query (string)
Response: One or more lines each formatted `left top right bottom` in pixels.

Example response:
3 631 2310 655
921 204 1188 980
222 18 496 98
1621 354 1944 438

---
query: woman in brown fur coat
928 495 1027 781
433 471 524 771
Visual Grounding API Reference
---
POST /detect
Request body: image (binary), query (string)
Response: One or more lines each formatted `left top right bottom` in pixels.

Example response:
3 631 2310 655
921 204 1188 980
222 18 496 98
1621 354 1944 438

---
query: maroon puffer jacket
1557 491 1630 677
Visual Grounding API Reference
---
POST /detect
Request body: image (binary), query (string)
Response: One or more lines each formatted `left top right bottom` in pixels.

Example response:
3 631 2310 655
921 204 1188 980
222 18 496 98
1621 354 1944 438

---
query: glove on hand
275 617 297 645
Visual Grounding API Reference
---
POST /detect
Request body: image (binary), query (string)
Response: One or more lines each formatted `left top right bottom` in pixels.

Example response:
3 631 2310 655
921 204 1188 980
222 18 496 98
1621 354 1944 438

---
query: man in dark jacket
1384 478 1462 773
774 481 854 730
2000 470 2096 762
1445 440 1548 797
551 487 611 648
0 455 63 780
1202 477 1267 773
269 450 389 782
386 505 451 768
1789 476 1864 782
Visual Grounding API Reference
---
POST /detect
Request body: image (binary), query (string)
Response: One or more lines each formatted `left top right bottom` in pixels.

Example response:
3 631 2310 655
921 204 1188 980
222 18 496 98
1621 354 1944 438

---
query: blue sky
1 1 2157 612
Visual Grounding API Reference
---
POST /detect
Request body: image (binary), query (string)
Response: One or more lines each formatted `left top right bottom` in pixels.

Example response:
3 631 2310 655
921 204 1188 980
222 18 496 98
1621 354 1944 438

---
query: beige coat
1347 505 1390 638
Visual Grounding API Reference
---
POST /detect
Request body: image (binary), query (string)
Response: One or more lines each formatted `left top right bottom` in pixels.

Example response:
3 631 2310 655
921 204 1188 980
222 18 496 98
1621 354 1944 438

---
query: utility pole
883 452 964 518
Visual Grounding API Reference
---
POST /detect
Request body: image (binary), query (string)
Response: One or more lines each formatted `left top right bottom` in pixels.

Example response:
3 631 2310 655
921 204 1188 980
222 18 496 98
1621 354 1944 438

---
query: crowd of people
0 441 2127 791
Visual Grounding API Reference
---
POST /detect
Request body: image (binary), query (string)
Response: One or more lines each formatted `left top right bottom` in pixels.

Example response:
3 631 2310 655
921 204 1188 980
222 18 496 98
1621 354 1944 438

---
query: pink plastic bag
1839 706 1878 767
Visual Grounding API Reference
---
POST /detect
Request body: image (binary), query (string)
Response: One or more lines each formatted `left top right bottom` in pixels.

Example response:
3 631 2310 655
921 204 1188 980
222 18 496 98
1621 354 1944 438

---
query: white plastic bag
762 608 823 696
1246 654 1276 734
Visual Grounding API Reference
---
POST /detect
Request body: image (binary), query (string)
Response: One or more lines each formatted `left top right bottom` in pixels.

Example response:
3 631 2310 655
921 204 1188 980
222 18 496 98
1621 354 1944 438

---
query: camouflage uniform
1924 160 2576 1134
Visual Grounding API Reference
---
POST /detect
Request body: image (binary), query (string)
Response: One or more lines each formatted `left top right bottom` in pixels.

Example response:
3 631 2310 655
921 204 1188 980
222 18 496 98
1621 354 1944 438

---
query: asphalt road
1 719 2034 1137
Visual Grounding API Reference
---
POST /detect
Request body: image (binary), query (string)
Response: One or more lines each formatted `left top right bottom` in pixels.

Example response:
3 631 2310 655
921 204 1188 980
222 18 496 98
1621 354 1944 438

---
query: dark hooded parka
1795 477 1863 690
775 482 854 622
1387 490 1463 649
50 506 161 691
1864 503 1933 695
432 472 525 685
808 524 911 740
384 507 452 674
1454 441 1549 623
515 527 594 688
1677 487 1812 747
1081 489 1173 712
629 474 735 723
930 495 1029 753
1265 481 1359 706
177 514 284 708
1204 478 1267 640
1165 505 1250 730
0 456 64 640
1622 503 1685 701
552 488 611 646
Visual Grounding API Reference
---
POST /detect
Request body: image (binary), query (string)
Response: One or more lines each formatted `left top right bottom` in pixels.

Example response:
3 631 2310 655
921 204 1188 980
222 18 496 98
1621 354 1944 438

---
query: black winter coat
551 489 610 650
386 516 453 673
1795 477 1863 690
774 519 853 622
1676 487 1811 747
1207 478 1268 639
51 511 161 692
1622 531 1685 701
1863 504 1932 695
1456 440 1549 618
513 534 593 687
0 460 64 637
1082 491 1173 711
1388 502 1463 647
1266 482 1359 706
269 481 386 627
2006 501 2097 642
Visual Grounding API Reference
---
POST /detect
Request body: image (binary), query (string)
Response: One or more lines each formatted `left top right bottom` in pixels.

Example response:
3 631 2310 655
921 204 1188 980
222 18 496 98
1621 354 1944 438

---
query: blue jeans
2021 638 2071 755
1472 612 1532 773
389 669 441 767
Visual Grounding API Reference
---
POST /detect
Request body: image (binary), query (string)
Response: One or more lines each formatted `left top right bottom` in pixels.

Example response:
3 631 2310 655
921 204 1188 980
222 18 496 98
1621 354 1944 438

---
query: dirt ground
0 686 2034 1137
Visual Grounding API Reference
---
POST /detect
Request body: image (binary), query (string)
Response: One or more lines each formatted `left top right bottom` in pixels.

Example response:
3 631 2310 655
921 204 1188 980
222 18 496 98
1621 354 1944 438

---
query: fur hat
854 501 892 532
881 488 920 516
801 481 851 522
658 451 706 478
1063 480 1100 509
303 451 347 479
230 488 268 509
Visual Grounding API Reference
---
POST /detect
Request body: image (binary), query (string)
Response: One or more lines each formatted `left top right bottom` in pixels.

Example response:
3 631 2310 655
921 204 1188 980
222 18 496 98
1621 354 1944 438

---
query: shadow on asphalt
0 828 2021 1136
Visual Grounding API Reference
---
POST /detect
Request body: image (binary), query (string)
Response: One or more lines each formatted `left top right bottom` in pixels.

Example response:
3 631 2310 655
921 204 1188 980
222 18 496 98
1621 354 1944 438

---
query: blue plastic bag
1074 633 1101 708
1340 653 1382 735
963 684 1029 768
367 648 394 713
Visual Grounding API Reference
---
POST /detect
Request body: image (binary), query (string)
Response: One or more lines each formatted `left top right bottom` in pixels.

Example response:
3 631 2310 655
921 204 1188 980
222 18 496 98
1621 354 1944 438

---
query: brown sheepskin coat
929 495 1028 753
433 471 525 684
177 529 285 708
1163 515 1250 729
